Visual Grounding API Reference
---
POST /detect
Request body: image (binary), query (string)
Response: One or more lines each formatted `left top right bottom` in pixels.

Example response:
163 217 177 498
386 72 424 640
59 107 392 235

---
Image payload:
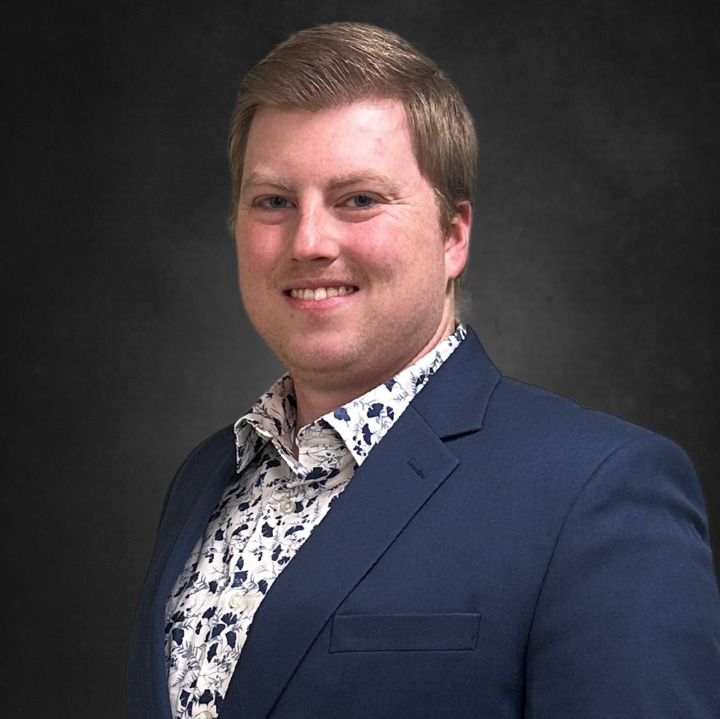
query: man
127 22 720 719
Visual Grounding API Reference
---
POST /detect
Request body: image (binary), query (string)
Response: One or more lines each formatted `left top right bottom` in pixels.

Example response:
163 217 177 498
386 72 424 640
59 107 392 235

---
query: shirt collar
322 324 466 464
234 324 467 473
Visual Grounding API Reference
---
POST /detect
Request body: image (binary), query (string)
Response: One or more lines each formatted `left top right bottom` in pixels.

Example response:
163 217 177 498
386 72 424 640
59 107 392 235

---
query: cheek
350 239 399 278
235 230 282 280
348 218 424 275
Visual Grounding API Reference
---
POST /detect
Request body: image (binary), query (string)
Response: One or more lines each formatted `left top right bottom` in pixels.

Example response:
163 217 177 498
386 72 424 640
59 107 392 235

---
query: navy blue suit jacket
127 329 720 717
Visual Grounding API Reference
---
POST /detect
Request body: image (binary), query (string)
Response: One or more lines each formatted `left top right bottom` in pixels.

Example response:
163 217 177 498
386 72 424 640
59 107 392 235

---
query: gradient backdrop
3 0 719 715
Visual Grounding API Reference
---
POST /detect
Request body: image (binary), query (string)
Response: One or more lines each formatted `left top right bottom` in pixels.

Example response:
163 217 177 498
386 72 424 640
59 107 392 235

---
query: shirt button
280 499 295 514
227 591 246 610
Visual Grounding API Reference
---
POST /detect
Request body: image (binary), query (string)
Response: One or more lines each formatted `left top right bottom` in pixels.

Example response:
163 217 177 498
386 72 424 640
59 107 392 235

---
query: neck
293 385 361 431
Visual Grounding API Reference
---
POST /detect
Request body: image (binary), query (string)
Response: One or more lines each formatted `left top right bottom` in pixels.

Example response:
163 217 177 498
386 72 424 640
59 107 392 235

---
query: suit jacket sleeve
524 432 720 717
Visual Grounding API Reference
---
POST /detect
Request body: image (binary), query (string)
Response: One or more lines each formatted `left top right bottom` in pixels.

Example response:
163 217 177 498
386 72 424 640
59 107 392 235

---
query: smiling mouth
288 286 358 301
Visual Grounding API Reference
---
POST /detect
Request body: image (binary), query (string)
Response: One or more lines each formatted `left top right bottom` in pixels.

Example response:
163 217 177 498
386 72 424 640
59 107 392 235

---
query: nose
289 204 340 263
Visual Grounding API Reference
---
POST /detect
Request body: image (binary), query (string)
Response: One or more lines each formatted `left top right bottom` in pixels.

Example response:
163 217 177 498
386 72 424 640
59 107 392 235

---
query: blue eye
352 195 374 207
265 196 288 209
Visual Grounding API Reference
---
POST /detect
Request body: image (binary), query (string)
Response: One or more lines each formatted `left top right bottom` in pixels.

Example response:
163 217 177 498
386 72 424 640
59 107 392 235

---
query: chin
283 348 355 375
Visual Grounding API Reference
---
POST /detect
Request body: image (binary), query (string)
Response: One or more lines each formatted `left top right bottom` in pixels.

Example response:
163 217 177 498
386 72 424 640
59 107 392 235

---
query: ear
444 202 472 281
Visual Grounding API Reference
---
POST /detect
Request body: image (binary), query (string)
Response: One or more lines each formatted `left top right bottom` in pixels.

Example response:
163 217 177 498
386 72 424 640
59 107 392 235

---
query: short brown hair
227 22 476 238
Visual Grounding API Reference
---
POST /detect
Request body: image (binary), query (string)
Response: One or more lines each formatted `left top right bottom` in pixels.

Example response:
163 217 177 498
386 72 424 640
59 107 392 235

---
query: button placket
222 486 263 587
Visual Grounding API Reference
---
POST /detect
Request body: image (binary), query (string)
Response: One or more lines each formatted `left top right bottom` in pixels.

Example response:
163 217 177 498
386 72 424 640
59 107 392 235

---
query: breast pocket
329 613 481 653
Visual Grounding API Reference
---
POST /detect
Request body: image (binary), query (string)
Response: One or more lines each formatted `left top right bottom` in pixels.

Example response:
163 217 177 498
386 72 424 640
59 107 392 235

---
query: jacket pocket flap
330 613 481 653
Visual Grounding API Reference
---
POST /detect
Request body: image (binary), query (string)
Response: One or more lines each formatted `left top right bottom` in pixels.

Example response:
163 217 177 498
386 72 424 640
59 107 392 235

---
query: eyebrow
326 171 401 195
240 173 293 194
240 171 402 196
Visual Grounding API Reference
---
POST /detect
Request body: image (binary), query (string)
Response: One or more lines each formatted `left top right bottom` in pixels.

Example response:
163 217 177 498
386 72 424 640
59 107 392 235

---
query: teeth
290 286 356 301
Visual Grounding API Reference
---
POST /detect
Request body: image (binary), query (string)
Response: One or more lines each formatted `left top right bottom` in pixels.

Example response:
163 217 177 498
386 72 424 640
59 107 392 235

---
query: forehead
242 100 421 182
250 97 410 134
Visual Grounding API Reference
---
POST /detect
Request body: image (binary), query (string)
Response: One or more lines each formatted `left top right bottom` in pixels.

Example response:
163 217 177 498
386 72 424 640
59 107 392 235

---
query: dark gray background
3 0 719 715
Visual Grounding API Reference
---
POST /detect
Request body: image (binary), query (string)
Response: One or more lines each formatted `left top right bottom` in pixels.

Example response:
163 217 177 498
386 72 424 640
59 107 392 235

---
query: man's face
234 99 469 401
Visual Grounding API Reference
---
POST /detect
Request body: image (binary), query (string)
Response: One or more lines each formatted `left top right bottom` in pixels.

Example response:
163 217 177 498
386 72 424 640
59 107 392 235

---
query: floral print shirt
165 325 466 719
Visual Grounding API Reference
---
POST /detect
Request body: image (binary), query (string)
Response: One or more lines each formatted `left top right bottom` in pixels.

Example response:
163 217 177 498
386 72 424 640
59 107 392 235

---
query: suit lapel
410 326 501 439
143 427 238 717
223 408 458 717
222 328 501 718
